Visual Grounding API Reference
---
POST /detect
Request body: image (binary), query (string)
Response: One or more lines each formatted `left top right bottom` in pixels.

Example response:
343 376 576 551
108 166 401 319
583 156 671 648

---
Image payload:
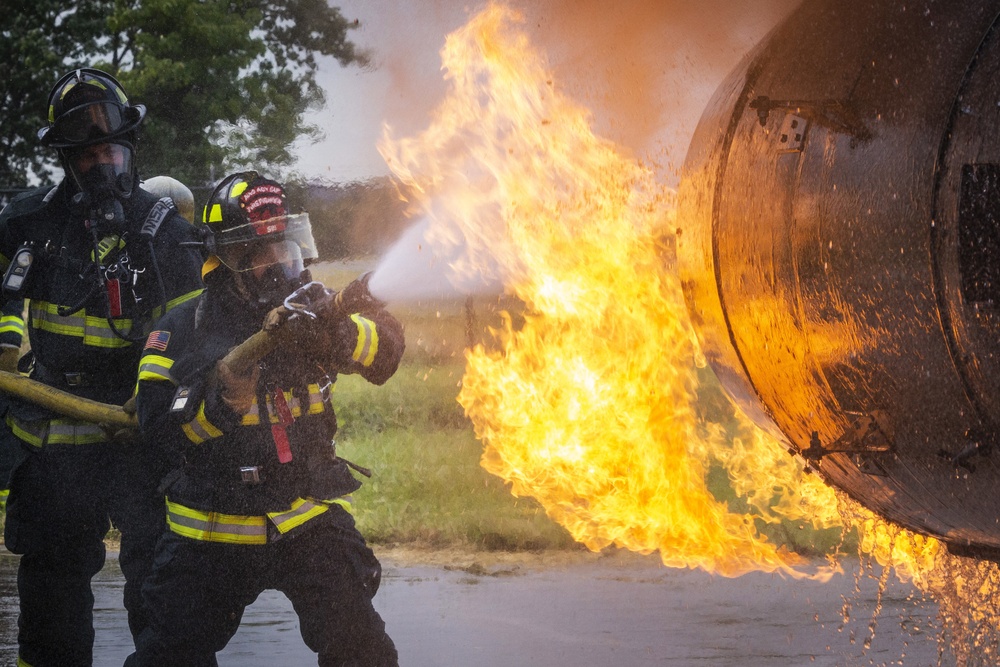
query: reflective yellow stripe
181 401 223 444
0 314 25 336
166 498 267 545
6 415 108 447
6 414 41 447
45 420 107 444
29 301 133 349
17 655 33 667
166 496 350 544
350 314 378 367
29 290 203 346
138 354 175 383
240 383 327 426
268 497 330 534
151 288 203 320
0 488 9 512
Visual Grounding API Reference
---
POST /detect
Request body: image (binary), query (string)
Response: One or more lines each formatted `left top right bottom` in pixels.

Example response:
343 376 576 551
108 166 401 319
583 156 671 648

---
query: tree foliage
1 0 367 187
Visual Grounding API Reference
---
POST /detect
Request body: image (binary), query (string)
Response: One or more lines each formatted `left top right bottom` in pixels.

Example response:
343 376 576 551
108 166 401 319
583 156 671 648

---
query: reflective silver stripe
267 498 330 533
350 314 378 366
138 354 175 383
29 301 132 349
166 499 267 544
0 314 25 336
240 384 328 426
46 421 106 444
6 415 108 446
241 400 263 424
182 402 223 444
164 496 350 544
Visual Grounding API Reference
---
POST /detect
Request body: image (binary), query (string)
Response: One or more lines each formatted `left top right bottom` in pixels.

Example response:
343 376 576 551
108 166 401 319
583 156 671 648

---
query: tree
0 0 367 187
0 1 109 185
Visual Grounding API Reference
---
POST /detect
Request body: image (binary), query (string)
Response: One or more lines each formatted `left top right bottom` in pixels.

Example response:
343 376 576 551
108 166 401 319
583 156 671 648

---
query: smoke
354 0 799 183
343 0 800 298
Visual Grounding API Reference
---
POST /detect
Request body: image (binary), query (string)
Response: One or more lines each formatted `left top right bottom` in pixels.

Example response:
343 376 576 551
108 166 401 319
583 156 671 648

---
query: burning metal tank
677 0 1000 558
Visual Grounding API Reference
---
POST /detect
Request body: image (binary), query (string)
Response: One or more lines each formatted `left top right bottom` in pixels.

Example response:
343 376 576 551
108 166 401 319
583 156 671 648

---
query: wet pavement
0 549 950 666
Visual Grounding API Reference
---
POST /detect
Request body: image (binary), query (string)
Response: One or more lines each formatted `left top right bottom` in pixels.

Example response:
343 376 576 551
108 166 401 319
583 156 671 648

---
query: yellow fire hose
0 280 359 436
0 370 138 428
0 326 295 433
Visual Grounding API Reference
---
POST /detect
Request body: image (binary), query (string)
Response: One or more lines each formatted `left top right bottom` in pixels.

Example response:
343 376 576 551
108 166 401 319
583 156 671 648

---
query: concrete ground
0 548 950 666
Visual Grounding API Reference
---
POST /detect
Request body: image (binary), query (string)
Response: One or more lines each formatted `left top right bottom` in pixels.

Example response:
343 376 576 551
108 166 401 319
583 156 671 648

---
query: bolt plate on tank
777 113 808 153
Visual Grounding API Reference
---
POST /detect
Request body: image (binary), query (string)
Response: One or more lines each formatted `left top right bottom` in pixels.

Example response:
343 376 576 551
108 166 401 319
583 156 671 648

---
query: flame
374 3 1000 658
379 3 843 578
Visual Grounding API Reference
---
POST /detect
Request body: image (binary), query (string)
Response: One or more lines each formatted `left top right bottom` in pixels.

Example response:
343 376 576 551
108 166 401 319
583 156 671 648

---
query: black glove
335 272 385 315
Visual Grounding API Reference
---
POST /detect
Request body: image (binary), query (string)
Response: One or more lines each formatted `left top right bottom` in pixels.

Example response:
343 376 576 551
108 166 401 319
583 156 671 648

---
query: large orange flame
379 3 840 578
376 3 1000 659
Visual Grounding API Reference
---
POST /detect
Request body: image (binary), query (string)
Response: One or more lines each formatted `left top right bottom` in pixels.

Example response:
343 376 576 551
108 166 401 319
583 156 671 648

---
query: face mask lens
67 143 134 198
55 103 125 142
237 240 304 276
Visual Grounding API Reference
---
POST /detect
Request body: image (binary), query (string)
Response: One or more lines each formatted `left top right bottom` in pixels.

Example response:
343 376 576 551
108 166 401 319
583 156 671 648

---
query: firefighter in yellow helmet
0 68 204 666
125 171 401 666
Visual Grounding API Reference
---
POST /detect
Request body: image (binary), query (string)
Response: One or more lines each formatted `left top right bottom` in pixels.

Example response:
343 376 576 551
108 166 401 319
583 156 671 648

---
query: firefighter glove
215 359 260 414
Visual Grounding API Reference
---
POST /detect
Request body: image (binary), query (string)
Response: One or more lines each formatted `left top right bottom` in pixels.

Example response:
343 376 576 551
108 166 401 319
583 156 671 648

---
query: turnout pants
126 506 398 667
3 438 166 667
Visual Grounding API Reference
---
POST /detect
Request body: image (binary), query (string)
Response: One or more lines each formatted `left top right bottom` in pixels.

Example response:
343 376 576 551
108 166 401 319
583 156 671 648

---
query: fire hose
0 275 380 435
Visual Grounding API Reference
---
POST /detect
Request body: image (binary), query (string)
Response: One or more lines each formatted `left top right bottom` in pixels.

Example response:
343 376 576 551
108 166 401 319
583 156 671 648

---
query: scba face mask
233 239 309 309
66 142 136 234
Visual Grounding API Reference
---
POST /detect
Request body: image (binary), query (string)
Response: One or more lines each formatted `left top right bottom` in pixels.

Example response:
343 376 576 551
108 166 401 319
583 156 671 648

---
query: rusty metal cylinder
678 0 1000 555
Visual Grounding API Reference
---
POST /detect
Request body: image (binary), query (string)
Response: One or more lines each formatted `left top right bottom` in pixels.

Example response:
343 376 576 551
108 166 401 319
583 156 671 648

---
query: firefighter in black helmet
125 172 401 666
0 68 204 666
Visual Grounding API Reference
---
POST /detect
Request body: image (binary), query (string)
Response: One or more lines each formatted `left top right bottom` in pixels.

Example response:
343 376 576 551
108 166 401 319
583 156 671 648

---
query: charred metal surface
678 0 1000 552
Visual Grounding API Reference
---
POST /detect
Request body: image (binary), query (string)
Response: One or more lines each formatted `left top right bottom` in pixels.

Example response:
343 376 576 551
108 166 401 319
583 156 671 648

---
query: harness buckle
64 372 86 387
239 466 262 485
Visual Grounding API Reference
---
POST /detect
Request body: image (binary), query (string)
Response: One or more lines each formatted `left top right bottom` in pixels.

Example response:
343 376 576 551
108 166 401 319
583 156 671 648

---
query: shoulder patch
144 330 171 351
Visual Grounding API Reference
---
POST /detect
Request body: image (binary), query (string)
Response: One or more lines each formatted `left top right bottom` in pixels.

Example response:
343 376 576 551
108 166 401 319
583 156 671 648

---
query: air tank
677 0 1000 557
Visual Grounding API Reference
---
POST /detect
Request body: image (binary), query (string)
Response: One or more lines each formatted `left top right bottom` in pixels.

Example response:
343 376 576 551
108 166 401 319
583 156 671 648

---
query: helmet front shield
213 212 318 273
45 102 142 145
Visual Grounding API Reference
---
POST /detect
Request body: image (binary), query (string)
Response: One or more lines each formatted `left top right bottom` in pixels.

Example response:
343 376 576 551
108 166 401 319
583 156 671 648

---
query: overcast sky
292 0 799 185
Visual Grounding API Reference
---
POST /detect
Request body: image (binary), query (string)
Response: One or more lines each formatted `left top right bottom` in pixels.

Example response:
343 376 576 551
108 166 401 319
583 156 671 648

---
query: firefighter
0 297 26 511
0 68 204 666
125 171 401 666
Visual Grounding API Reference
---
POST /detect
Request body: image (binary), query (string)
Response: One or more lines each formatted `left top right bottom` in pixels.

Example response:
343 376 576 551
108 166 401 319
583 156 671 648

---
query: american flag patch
144 330 170 351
